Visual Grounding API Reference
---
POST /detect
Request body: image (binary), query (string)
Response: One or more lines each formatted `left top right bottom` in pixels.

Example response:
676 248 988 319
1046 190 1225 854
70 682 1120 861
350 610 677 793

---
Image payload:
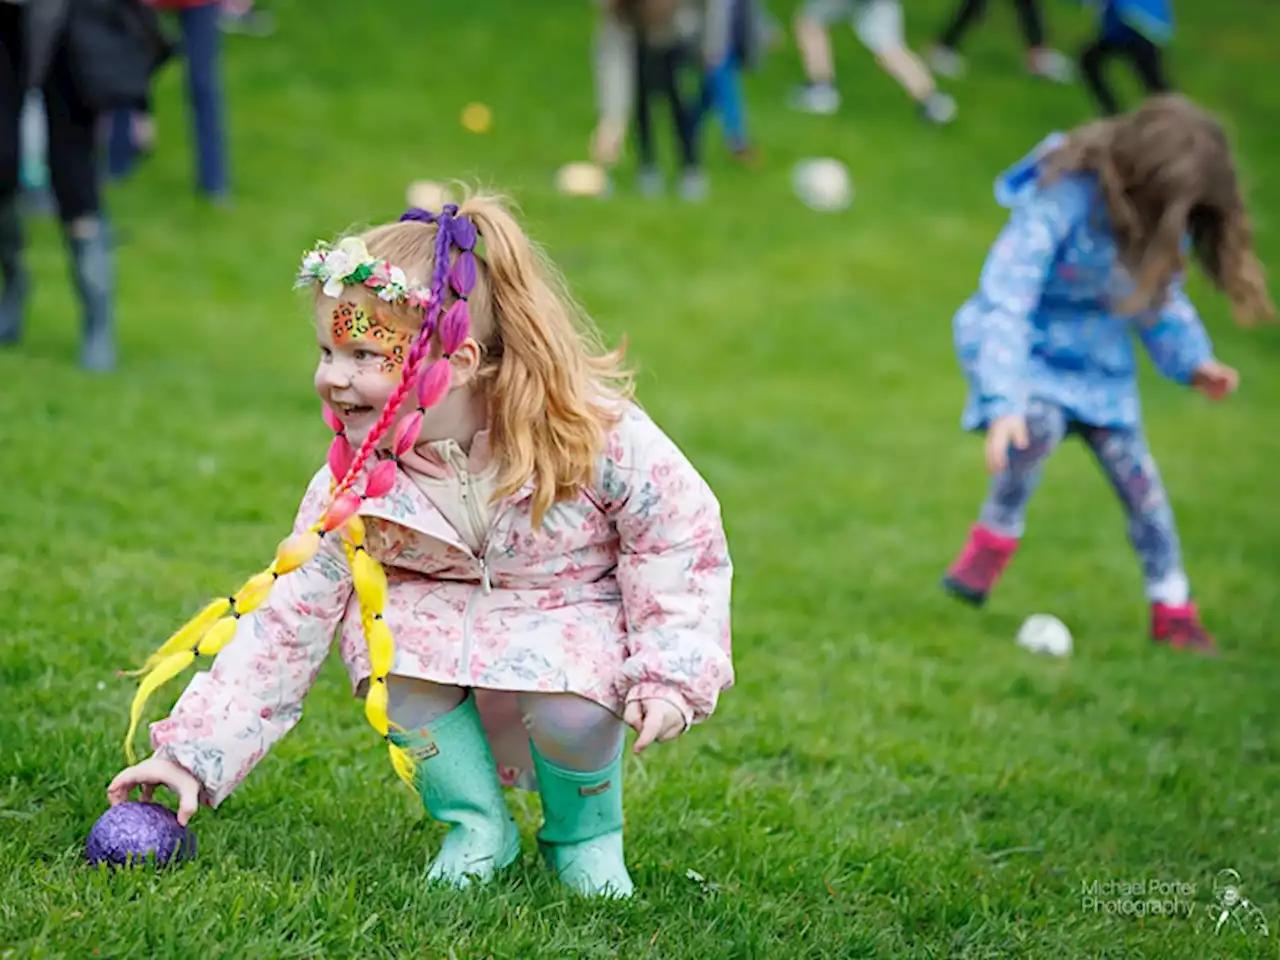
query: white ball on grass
555 162 608 198
1016 614 1073 657
791 158 853 212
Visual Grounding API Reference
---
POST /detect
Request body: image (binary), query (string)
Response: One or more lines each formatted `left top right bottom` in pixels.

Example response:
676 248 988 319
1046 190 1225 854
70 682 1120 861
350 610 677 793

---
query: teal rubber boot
388 694 521 888
531 743 634 899
64 216 116 372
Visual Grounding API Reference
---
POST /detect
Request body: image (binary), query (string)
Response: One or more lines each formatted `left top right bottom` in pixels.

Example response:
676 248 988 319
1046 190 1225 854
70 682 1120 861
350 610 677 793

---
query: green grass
3 1 1280 956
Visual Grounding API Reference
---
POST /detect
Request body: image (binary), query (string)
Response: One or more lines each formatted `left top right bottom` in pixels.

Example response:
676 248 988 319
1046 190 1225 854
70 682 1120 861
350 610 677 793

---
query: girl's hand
107 756 201 826
1191 360 1239 401
623 698 685 754
985 415 1029 474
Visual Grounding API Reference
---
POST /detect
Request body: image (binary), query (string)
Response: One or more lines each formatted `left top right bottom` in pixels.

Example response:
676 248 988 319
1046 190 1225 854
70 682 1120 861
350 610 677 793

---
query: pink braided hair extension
330 209 461 500
332 348 426 498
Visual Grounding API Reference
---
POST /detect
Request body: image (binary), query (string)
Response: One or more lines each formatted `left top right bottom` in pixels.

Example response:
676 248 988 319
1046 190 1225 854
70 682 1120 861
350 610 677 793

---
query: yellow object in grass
461 102 492 133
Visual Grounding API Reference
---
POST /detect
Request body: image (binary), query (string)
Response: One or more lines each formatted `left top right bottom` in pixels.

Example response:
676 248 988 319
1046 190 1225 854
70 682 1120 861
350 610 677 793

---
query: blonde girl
107 194 735 899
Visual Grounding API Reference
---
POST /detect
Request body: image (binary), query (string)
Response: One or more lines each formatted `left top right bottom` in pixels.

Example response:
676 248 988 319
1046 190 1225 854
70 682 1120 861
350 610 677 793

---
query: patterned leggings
979 398 1190 604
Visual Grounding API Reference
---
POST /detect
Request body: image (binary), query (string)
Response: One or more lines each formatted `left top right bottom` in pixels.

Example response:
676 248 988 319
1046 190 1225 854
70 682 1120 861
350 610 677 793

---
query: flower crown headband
123 206 479 797
296 237 433 310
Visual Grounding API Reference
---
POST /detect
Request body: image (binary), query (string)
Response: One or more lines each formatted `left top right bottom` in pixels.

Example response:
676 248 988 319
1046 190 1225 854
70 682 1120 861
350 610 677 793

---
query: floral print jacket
150 403 734 806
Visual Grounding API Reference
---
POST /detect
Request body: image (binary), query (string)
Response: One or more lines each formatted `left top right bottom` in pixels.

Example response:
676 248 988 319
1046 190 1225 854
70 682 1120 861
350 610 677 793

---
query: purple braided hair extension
405 207 456 369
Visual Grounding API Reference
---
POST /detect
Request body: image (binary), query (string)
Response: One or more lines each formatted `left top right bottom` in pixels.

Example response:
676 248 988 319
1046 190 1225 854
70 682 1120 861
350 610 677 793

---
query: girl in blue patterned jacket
942 95 1273 654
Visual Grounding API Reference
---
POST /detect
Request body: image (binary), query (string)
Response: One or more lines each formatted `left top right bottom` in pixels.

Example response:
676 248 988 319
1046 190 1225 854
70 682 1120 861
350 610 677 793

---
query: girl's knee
520 692 616 735
385 677 466 729
519 693 623 768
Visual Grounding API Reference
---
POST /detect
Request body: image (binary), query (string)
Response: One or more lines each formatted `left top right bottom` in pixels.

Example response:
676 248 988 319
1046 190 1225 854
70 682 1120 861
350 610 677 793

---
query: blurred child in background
612 0 730 200
589 0 634 177
928 0 1073 82
943 96 1272 655
143 0 229 202
697 0 767 166
790 0 957 125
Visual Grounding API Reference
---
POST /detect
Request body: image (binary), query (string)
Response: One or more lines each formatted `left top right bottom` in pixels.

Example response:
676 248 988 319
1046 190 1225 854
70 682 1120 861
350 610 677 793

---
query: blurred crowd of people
588 0 1174 195
0 0 1177 372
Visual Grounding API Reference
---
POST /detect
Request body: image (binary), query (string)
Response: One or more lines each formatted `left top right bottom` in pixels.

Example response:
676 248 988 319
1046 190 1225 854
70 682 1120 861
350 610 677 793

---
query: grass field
3 1 1280 956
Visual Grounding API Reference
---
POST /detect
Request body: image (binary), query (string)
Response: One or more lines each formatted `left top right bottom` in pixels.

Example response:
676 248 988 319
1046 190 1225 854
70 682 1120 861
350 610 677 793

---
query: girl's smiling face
313 298 416 448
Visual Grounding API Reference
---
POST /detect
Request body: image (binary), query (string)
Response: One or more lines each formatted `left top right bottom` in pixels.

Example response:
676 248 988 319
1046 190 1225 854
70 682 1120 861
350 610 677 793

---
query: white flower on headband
296 235 428 308
377 265 408 302
319 238 371 298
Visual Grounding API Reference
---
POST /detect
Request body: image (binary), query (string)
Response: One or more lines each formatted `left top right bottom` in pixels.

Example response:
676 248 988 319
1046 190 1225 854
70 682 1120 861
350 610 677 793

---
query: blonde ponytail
460 194 634 526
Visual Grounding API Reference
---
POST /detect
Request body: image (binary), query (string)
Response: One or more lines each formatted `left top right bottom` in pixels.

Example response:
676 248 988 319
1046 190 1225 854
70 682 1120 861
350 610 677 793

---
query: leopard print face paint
330 302 413 375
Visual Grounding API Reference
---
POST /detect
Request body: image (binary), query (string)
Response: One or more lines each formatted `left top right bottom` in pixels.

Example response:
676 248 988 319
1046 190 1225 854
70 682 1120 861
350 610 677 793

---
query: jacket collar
356 452 535 552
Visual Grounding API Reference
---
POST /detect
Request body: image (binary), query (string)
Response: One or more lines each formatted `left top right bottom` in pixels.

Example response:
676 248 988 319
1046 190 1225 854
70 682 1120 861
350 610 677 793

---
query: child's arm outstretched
1137 278 1239 401
956 176 1085 471
604 405 734 754
107 467 355 821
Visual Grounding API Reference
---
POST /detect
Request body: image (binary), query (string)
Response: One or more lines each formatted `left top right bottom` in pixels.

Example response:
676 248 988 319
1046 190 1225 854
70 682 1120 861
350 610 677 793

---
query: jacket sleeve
148 466 353 807
1136 277 1213 384
955 178 1083 423
602 405 734 730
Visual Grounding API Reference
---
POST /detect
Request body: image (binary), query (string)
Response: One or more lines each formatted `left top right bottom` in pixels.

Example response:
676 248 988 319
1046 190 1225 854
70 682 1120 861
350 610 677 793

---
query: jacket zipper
457 487 512 678
458 515 506 678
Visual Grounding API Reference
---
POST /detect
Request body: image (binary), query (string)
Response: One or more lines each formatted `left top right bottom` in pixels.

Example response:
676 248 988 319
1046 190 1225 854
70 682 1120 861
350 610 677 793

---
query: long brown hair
1040 94 1274 324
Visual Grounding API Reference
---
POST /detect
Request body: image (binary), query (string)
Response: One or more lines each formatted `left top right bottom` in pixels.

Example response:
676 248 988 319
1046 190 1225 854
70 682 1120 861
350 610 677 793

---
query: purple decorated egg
85 802 196 868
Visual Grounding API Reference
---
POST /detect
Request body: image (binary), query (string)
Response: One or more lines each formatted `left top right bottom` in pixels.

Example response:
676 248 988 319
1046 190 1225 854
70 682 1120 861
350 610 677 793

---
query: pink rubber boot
942 525 1019 606
1151 602 1219 657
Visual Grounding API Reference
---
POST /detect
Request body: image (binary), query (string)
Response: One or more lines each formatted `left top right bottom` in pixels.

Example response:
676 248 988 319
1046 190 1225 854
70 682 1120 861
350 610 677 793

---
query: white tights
386 677 624 772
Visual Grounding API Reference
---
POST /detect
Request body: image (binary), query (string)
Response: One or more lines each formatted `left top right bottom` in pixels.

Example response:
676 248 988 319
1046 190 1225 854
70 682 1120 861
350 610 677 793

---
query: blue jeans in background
108 2 227 198
700 54 748 151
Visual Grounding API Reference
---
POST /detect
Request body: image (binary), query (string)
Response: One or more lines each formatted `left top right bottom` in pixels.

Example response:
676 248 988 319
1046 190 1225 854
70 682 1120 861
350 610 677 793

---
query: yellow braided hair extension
121 491 422 793
123 599 230 677
338 530 420 795
121 528 307 763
